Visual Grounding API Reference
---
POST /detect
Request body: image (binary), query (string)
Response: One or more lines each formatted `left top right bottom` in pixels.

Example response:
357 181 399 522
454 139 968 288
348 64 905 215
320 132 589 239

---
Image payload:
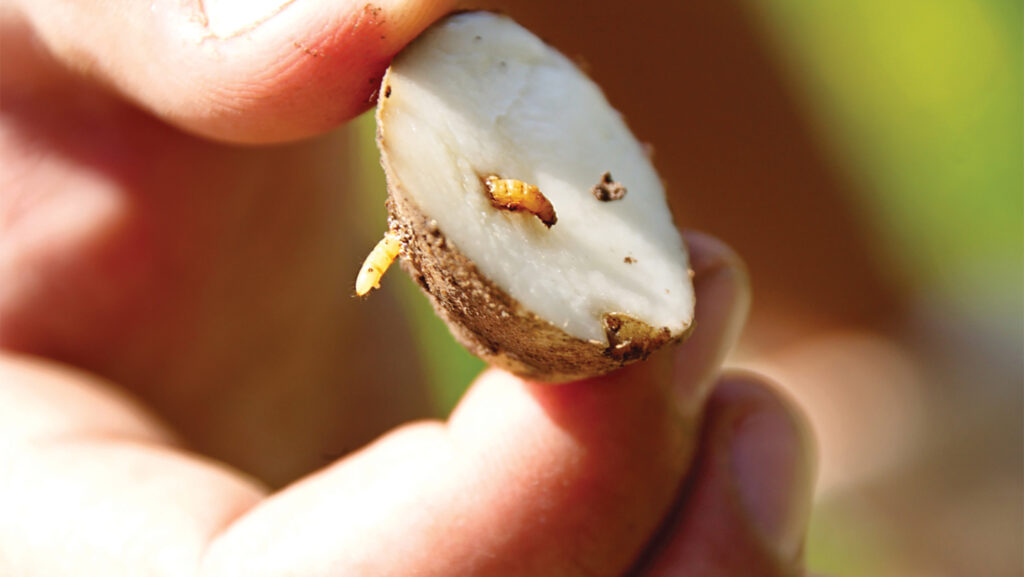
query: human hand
0 1 816 575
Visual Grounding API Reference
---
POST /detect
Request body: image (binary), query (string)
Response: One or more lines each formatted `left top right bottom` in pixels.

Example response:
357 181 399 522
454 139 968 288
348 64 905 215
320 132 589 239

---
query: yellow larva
484 175 557 228
355 230 402 296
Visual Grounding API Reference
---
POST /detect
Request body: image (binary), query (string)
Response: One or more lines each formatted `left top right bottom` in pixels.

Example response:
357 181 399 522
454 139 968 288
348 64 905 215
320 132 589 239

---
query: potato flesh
379 12 694 344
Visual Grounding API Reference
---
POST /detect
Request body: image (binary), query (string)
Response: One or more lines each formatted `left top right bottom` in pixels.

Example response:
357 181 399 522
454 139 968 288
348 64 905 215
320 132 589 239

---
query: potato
360 11 694 382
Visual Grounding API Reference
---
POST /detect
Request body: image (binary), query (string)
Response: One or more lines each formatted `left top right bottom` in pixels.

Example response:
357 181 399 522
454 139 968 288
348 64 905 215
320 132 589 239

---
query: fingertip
638 372 817 577
708 372 809 423
719 374 816 564
708 372 818 481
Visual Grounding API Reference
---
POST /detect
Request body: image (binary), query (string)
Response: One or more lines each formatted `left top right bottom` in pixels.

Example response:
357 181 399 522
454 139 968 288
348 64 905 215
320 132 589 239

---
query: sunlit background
349 1 1021 576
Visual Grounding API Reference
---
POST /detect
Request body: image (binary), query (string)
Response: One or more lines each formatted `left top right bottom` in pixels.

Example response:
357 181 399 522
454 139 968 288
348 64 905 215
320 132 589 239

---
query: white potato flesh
379 12 693 344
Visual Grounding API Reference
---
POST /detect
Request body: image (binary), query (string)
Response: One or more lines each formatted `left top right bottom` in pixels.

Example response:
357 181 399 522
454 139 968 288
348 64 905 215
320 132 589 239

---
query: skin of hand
0 1 817 576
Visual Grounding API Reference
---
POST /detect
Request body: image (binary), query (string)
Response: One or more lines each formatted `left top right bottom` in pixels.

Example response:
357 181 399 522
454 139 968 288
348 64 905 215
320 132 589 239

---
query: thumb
7 0 458 143
636 373 817 577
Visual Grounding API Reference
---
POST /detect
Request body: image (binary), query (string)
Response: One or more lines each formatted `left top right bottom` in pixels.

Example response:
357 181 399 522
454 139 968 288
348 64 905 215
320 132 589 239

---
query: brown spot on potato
624 256 636 264
602 313 672 362
592 172 627 201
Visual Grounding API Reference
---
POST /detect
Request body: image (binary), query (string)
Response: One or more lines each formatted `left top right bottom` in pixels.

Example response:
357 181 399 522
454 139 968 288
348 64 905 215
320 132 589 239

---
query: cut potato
368 11 695 382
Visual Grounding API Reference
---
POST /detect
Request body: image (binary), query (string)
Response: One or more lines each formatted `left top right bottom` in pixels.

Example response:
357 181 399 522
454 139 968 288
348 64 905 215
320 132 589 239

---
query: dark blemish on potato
384 85 392 98
624 256 636 264
482 175 557 228
474 35 482 41
416 274 430 292
602 313 672 362
592 172 627 201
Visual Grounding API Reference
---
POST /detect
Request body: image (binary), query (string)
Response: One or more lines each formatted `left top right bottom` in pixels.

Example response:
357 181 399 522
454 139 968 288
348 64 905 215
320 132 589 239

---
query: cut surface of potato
374 12 694 381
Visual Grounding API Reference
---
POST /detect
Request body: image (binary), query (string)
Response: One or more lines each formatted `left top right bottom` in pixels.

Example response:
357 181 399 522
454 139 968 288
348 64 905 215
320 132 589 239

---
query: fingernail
730 402 813 562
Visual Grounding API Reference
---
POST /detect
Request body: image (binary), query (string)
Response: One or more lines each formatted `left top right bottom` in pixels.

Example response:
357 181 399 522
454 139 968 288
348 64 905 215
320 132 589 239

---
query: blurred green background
753 0 1021 331
353 1 1021 575
742 6 1021 573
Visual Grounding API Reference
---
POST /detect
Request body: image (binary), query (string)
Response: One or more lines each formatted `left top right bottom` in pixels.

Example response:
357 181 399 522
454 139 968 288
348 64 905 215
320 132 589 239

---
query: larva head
375 12 695 382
